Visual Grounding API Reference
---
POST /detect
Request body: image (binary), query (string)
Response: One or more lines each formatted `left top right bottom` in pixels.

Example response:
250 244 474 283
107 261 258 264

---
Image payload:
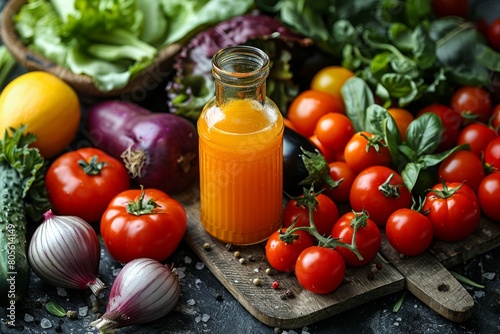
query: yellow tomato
0 71 81 158
310 66 355 104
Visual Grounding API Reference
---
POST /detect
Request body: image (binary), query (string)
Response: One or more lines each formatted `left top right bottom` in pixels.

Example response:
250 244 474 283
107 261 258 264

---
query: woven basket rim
0 0 182 98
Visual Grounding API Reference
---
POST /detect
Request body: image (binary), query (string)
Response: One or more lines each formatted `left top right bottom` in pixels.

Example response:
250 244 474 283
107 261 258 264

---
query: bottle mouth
212 46 270 86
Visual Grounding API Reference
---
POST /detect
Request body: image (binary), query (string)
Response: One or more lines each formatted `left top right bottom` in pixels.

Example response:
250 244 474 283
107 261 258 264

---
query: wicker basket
0 0 183 98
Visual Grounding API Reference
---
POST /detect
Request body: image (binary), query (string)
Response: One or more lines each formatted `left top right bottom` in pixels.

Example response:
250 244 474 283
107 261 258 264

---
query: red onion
28 210 105 295
91 258 180 332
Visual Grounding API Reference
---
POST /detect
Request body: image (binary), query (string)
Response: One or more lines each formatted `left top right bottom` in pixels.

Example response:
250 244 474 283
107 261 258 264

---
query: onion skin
28 210 105 295
85 100 199 193
91 258 180 332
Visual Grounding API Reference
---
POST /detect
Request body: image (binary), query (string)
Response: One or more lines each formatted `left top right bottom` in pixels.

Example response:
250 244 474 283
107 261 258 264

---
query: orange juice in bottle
197 46 283 245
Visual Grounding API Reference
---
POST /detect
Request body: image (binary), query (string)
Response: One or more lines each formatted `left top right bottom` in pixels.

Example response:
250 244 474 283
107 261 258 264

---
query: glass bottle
197 45 284 245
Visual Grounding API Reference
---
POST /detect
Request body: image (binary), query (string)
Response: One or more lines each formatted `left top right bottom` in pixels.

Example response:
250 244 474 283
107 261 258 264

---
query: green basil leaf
412 25 436 70
46 301 66 317
332 19 358 44
401 161 423 192
476 44 500 72
341 76 375 132
389 23 414 52
365 104 390 136
390 57 419 78
405 112 442 155
418 144 469 169
383 114 401 164
371 52 392 77
380 73 415 98
405 0 432 28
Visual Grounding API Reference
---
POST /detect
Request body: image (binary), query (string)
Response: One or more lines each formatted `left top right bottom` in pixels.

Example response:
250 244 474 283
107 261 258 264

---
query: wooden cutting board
173 185 500 329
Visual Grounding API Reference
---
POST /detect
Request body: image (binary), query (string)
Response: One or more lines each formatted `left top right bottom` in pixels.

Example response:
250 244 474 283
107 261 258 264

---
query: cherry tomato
437 150 485 193
386 208 433 256
387 107 414 142
457 122 497 157
485 136 500 171
323 161 357 203
283 193 339 237
423 182 481 241
491 103 500 129
350 166 412 226
265 228 314 273
451 86 493 124
101 188 187 263
417 104 462 152
330 211 381 266
310 66 355 105
478 173 500 221
287 89 344 138
487 18 500 52
45 147 131 223
431 0 469 19
295 246 345 294
344 131 392 173
309 134 337 163
315 112 355 153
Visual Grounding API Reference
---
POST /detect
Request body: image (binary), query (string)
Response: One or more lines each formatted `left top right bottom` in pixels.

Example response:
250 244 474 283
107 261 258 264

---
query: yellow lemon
0 71 81 158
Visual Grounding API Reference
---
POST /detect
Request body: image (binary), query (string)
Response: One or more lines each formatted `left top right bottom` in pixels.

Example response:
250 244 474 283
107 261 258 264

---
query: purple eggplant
86 101 198 193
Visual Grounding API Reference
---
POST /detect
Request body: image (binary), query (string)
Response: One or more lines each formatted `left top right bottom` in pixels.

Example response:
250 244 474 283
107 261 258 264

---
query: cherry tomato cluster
45 147 187 264
270 64 500 295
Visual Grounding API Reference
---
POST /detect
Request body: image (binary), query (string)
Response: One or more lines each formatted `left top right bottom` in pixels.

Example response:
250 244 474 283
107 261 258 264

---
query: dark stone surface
1 239 500 334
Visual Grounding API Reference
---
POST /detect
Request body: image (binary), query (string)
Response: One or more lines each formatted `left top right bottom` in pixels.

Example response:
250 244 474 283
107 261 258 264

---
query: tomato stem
428 178 464 199
126 186 159 216
298 148 340 190
78 155 107 175
281 185 364 261
378 173 402 198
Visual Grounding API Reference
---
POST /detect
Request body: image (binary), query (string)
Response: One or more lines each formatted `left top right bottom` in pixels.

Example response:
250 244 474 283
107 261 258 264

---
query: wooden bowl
0 0 183 98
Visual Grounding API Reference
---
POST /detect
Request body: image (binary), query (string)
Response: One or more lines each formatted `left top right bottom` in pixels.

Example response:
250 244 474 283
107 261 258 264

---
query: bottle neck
212 46 269 106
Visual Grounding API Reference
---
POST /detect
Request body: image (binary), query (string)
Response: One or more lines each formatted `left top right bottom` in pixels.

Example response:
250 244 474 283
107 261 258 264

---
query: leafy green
257 0 500 107
14 0 253 91
0 46 16 90
45 301 66 317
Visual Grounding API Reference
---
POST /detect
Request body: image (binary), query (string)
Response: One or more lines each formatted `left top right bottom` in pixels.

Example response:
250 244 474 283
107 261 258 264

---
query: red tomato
287 89 344 138
344 131 392 173
265 228 314 273
491 103 500 129
457 122 497 157
417 104 462 152
283 193 339 237
330 211 381 266
437 150 485 193
386 208 433 256
315 112 355 153
309 134 337 163
101 188 187 263
45 147 131 223
478 173 500 221
295 246 345 294
432 0 469 19
350 166 412 226
451 86 493 124
323 161 357 203
485 136 500 171
487 18 500 52
423 182 481 241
